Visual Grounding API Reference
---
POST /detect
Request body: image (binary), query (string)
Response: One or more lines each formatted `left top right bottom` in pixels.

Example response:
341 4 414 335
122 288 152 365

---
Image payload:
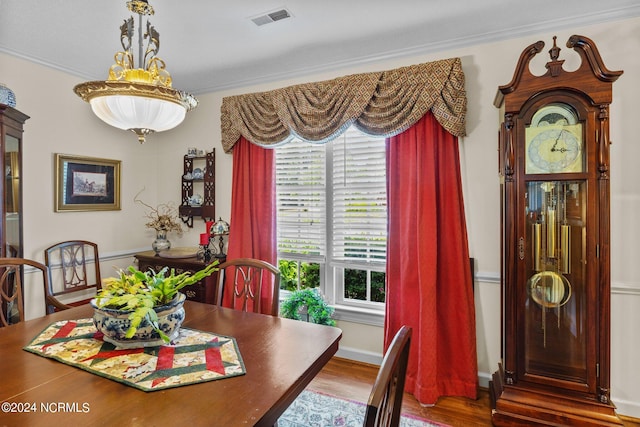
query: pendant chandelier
73 0 197 143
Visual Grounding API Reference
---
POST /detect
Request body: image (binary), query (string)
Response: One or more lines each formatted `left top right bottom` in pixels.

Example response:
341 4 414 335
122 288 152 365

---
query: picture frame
55 154 121 212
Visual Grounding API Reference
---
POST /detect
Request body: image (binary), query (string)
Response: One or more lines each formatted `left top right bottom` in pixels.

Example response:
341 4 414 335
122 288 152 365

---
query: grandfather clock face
525 103 584 174
522 101 589 386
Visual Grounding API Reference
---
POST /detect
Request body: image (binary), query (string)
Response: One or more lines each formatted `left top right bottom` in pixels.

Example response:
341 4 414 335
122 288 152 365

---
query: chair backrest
43 240 101 313
217 258 280 316
364 325 413 427
0 257 48 327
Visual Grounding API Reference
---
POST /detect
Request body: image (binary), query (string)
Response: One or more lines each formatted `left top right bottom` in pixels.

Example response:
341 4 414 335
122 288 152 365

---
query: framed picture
55 154 121 212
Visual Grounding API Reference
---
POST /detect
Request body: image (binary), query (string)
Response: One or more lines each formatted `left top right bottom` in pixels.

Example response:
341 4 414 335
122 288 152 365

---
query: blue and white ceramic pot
91 293 186 348
152 230 171 253
0 83 16 107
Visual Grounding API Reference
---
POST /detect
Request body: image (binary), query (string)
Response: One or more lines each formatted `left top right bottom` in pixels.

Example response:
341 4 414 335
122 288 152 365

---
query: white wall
1 13 639 418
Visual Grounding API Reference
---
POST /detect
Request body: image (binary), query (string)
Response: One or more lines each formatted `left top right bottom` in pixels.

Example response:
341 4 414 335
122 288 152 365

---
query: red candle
200 233 209 245
205 221 214 235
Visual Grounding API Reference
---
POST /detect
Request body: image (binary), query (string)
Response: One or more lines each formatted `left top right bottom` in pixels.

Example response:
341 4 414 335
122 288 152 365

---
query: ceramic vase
91 293 186 348
152 230 171 253
0 83 16 107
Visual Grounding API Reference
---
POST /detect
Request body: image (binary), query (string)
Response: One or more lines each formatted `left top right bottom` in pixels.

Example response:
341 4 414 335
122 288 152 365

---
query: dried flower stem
134 189 183 236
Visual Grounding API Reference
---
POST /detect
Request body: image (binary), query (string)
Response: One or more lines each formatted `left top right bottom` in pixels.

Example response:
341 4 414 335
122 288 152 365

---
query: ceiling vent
251 8 292 26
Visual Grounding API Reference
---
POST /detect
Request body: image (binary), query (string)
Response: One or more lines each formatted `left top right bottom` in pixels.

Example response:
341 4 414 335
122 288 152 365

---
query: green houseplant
92 262 219 346
280 288 336 326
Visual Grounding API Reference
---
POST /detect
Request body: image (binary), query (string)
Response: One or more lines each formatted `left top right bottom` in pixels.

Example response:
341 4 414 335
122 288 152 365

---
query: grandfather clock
491 35 623 426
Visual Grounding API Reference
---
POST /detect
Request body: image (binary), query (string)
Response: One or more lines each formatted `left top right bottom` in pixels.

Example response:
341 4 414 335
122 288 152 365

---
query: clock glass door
524 179 588 387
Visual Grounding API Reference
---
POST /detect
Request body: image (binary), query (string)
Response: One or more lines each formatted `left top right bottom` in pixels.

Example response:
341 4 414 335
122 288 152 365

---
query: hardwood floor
309 357 640 427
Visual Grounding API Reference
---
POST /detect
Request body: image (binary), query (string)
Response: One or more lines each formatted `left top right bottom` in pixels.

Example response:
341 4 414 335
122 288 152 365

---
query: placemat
24 319 246 392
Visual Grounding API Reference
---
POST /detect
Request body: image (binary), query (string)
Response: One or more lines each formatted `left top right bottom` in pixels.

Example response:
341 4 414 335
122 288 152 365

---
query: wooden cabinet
0 104 28 325
491 35 623 426
0 104 28 258
179 150 215 228
134 251 223 305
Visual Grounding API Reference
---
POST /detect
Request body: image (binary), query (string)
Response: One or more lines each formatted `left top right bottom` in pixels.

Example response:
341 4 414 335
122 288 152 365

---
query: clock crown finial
546 36 564 77
549 36 561 61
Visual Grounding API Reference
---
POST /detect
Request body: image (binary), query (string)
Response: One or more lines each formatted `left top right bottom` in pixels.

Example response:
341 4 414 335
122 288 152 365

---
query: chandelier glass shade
73 0 197 143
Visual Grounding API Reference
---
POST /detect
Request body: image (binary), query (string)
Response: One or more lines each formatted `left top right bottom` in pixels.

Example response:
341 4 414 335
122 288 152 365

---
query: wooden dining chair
0 257 49 326
217 258 281 316
43 240 101 313
364 325 413 427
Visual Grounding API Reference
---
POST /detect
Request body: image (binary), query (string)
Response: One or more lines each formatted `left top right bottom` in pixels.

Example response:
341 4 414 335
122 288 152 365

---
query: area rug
23 318 245 392
278 390 450 427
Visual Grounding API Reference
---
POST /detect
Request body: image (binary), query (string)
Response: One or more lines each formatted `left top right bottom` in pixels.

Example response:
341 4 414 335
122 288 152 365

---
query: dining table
0 300 342 426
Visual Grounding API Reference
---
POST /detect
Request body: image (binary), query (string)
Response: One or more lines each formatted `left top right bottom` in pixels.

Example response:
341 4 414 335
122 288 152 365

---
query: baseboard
612 397 640 421
477 371 491 389
336 346 494 390
335 346 383 366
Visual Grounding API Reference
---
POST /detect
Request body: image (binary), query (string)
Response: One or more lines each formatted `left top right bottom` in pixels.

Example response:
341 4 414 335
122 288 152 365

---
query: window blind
332 130 387 265
276 141 326 262
276 127 387 266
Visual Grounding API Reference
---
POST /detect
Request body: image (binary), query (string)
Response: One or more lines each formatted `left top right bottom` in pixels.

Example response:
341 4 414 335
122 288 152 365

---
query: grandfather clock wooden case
491 35 623 426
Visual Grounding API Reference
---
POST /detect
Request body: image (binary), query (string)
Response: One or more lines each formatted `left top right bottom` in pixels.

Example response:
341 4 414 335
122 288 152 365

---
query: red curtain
385 112 478 404
224 137 277 314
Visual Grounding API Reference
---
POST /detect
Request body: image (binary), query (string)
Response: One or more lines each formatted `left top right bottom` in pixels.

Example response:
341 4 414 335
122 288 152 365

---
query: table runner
24 318 246 392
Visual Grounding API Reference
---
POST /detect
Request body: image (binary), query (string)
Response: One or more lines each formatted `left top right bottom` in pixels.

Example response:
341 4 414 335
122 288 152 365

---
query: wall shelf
179 150 215 228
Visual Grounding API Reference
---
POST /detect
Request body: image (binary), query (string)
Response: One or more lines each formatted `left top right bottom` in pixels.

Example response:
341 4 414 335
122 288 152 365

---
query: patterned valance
220 57 466 152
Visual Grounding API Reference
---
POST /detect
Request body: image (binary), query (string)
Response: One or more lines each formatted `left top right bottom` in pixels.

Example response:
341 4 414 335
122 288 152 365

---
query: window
276 127 387 310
